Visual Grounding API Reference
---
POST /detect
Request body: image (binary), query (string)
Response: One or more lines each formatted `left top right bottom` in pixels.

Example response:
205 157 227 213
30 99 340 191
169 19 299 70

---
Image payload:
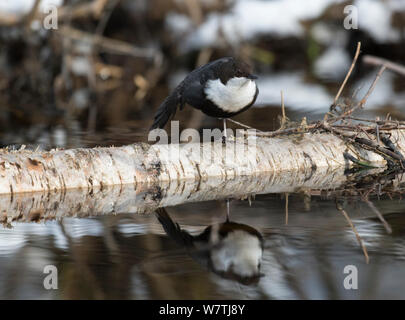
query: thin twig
249 123 319 137
336 203 369 264
95 0 121 35
280 90 286 129
330 65 386 124
346 117 390 124
376 123 380 145
363 55 405 76
285 193 289 225
364 200 392 234
87 0 121 133
23 0 41 31
58 26 160 59
359 65 387 108
333 42 361 106
227 118 263 132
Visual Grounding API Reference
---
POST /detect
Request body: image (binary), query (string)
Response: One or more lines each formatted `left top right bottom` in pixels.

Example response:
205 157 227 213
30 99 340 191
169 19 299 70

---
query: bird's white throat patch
210 230 262 277
205 77 257 113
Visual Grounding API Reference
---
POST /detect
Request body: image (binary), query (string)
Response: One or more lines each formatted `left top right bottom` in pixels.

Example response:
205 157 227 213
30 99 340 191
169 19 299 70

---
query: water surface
1 186 405 299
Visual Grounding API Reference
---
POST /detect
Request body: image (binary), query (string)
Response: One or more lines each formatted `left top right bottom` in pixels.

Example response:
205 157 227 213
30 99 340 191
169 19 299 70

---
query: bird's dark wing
156 208 211 270
155 208 194 247
149 85 184 130
181 79 206 110
149 57 234 130
188 57 234 83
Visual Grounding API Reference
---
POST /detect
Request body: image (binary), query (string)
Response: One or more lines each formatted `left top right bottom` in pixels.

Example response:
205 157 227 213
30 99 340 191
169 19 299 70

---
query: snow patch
314 47 351 80
355 0 401 43
0 0 62 15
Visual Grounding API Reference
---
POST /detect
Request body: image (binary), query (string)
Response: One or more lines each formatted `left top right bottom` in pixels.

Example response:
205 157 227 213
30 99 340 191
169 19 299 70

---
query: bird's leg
222 118 227 144
226 198 230 222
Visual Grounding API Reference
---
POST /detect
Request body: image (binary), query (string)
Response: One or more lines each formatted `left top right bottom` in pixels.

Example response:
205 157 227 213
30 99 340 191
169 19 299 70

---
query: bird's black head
219 57 257 84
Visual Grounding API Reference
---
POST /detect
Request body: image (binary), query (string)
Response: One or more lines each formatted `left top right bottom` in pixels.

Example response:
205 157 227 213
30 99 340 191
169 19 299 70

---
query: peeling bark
1 130 405 196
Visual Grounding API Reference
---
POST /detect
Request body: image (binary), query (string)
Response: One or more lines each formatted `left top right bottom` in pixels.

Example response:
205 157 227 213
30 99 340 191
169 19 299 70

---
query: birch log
2 166 397 224
1 130 405 196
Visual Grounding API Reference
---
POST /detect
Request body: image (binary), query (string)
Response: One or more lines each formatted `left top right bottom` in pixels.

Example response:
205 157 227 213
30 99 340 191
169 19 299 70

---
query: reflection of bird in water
155 206 264 285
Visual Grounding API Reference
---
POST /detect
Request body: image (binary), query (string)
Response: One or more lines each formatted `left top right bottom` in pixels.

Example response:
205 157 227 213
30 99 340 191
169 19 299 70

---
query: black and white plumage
156 208 264 285
150 57 259 131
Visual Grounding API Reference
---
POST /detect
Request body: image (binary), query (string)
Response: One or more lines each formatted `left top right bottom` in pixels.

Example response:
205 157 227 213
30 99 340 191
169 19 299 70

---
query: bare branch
336 203 369 264
363 55 405 76
333 42 362 106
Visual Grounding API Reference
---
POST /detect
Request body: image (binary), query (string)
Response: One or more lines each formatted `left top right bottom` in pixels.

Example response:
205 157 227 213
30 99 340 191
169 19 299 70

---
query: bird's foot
222 134 235 144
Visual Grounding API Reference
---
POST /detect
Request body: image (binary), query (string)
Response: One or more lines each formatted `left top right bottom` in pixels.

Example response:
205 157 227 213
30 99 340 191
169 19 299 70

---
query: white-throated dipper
150 57 259 137
156 207 264 284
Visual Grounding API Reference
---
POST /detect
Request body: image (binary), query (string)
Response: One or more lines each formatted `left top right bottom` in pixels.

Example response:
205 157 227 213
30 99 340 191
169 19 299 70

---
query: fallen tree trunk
1 130 405 195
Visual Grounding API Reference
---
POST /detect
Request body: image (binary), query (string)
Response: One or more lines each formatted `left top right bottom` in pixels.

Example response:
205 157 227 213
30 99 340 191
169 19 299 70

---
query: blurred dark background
0 0 404 148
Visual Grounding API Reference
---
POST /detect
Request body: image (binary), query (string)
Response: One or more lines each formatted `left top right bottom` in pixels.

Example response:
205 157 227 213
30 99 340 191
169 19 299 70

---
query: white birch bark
2 128 405 223
1 131 405 196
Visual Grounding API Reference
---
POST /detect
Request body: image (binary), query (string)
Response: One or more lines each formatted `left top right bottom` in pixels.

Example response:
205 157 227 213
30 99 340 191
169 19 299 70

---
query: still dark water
1 190 405 299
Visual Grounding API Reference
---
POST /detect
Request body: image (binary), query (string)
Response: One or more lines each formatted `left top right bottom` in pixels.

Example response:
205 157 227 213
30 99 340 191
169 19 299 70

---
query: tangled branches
252 42 405 171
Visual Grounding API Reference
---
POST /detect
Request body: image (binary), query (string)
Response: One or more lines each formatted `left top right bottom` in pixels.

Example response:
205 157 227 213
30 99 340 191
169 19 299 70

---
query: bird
149 57 259 138
155 207 264 285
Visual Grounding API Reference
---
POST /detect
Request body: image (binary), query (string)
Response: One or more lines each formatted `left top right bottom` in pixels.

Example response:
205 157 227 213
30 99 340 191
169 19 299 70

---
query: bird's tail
149 88 182 131
155 208 194 247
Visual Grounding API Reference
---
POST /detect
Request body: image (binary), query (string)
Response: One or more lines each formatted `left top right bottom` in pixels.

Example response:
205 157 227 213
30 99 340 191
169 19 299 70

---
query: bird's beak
248 74 258 80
